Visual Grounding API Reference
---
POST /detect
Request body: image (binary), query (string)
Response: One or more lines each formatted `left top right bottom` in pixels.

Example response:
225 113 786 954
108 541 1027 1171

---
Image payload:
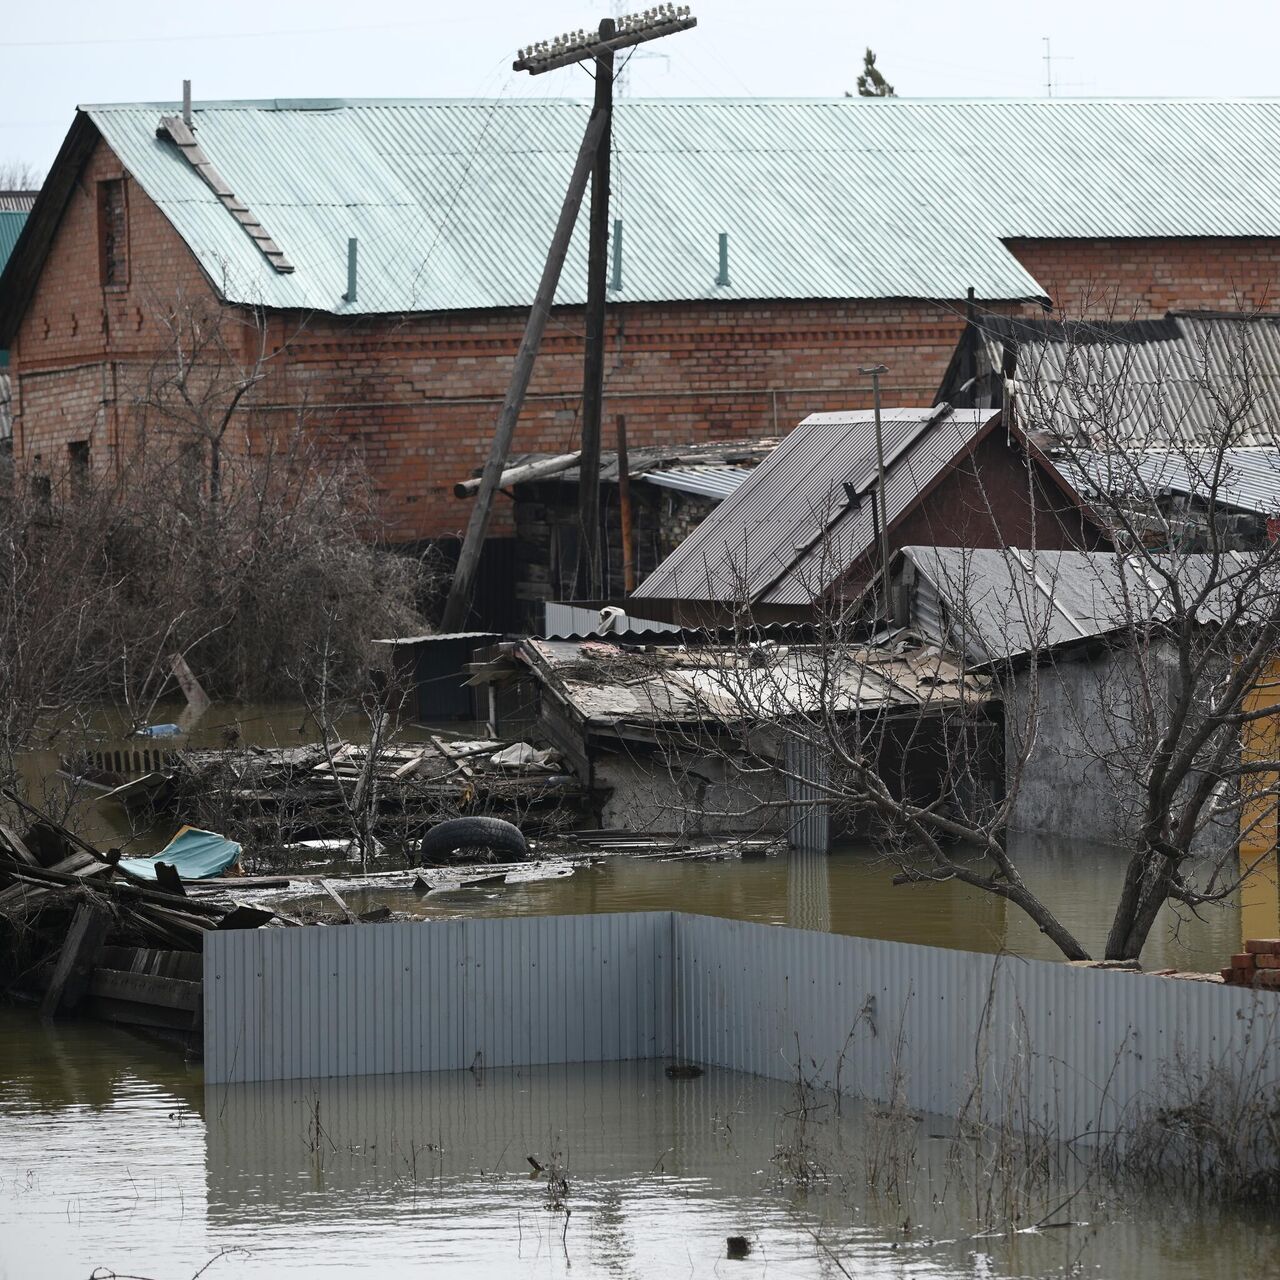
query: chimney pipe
344 237 358 303
609 218 623 292
182 80 192 128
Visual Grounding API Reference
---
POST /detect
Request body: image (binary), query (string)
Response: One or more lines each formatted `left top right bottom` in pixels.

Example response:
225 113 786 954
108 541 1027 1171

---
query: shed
631 406 1108 625
374 632 500 723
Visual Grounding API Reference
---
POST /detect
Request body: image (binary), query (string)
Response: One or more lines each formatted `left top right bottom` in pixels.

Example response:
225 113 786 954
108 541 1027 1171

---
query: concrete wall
1007 644 1236 852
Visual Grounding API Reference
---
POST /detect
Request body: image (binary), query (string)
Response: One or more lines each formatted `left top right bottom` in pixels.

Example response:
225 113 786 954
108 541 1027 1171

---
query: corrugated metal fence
206 911 1279 1143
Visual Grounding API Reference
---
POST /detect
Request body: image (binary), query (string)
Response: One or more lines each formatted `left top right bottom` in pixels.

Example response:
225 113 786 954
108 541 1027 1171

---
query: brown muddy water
280 838 1240 974
2 1004 1278 1280
0 706 1266 1276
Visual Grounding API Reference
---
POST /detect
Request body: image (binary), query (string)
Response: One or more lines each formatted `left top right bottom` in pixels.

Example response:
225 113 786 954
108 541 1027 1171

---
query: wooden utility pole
440 112 606 631
441 6 696 630
616 414 636 592
576 18 615 599
861 363 892 617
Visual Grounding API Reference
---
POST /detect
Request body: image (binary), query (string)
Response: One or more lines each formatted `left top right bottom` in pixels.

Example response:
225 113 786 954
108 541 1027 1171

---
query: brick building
4 97 1280 622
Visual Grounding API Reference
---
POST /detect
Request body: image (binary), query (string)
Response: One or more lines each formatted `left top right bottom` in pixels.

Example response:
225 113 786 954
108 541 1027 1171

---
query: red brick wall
260 299 986 541
10 137 219 476
14 131 1280 543
1007 238 1280 319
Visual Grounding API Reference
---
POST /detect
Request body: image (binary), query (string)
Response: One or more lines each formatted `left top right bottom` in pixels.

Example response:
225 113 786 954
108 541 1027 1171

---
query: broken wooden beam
319 879 358 924
41 903 111 1019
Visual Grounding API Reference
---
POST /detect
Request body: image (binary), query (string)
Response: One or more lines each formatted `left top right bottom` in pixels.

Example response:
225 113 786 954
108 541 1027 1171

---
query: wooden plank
41 903 111 1018
216 905 275 931
319 879 357 924
391 749 433 780
99 946 202 981
153 862 186 897
88 968 201 1013
0 821 39 867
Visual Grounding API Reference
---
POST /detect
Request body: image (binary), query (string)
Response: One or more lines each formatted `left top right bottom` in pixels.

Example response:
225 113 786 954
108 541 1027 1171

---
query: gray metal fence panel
207 912 1280 1147
670 914 1280 1144
785 736 831 853
205 912 672 1085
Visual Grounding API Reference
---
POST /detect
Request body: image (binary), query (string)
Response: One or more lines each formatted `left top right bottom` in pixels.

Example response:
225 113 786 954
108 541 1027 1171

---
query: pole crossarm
515 7 695 75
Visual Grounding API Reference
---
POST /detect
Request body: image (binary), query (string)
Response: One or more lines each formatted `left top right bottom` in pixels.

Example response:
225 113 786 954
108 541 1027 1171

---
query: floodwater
21 698 1243 971
288 838 1241 973
1 1005 1277 1280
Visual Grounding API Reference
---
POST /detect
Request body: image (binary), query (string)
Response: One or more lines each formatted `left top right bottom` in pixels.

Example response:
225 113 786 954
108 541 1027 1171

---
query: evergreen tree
855 48 895 97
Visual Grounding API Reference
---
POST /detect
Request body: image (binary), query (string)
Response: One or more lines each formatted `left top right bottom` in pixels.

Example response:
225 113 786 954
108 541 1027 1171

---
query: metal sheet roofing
639 464 751 500
953 313 1280 450
1056 447 1280 516
73 98 1280 314
632 407 998 606
0 193 36 214
900 545 1244 661
0 212 26 276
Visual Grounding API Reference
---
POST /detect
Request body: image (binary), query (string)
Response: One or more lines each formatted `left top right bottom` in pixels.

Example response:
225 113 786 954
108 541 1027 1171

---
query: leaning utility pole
575 18 615 600
440 6 696 630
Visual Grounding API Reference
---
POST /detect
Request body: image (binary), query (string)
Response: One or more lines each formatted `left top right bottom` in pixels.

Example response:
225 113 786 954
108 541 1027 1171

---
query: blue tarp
118 825 242 881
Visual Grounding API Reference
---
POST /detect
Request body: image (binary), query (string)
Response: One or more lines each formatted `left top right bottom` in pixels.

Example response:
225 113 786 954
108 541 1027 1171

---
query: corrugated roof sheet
0 192 36 214
632 407 998 606
1056 447 1280 515
954 313 1280 449
76 98 1280 313
639 464 751 500
0 211 26 276
901 545 1245 661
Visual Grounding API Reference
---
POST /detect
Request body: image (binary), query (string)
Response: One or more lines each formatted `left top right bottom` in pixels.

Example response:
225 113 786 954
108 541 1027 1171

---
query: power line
0 21 442 48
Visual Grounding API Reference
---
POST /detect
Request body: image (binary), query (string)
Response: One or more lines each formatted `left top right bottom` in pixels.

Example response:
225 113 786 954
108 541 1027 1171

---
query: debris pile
63 736 588 849
0 793 285 1039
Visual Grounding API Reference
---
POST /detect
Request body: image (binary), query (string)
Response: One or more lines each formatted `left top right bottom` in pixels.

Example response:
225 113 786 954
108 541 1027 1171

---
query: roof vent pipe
716 232 730 287
182 80 192 128
344 237 358 303
609 218 623 292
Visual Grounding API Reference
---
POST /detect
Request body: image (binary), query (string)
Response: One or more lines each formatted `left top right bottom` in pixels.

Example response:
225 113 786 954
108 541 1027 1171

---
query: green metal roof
0 211 26 278
75 98 1280 315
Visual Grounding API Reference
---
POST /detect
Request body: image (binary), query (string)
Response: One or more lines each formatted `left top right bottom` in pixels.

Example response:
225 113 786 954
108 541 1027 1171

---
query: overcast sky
3 0 1276 175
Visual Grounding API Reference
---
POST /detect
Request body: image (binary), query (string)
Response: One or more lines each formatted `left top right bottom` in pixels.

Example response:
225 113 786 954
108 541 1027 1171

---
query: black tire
419 816 529 863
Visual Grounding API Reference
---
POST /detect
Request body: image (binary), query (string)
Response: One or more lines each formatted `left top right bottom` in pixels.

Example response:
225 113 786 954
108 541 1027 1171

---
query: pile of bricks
1222 939 1280 989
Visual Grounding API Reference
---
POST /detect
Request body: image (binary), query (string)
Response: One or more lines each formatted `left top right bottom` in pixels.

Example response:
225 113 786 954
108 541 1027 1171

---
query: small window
68 440 90 493
97 179 127 286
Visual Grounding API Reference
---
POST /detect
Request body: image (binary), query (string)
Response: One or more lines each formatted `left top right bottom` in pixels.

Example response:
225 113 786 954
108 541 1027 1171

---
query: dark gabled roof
0 113 100 345
631 406 1001 606
939 310 1280 450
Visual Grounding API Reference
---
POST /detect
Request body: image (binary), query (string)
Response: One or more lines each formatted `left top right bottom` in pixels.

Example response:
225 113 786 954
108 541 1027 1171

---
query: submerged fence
205 911 1280 1142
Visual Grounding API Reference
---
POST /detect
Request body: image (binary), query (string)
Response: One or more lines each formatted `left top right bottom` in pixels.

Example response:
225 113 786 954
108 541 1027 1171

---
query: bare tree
632 310 1280 962
0 162 43 192
0 296 429 819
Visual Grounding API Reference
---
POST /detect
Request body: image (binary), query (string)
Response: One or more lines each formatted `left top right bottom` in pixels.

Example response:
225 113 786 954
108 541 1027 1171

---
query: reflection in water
786 850 830 932
311 834 1238 973
1 1005 1278 1280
